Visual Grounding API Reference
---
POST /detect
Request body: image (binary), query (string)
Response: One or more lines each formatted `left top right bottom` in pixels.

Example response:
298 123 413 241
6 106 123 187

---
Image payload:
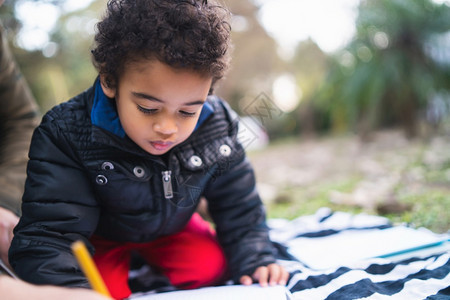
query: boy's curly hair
91 0 232 90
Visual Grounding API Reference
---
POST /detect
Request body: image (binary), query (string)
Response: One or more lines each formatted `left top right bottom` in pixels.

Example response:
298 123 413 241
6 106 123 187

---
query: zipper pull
162 170 173 199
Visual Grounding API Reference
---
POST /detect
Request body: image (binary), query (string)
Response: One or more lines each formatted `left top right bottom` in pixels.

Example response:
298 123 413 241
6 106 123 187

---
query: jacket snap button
219 144 231 157
96 175 108 185
101 161 114 170
189 155 203 167
133 166 145 178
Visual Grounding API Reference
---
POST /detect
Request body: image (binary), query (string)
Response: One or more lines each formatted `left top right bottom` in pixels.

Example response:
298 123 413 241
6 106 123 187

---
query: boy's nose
153 117 177 136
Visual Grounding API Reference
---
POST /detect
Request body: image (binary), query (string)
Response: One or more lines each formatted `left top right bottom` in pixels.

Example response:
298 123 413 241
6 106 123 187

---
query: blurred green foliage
0 0 101 112
314 0 450 139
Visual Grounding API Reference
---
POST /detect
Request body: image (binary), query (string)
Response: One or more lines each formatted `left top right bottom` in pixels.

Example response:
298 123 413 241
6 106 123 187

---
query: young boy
9 0 288 299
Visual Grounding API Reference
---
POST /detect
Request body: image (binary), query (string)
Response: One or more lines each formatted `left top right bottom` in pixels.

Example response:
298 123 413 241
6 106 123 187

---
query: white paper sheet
129 284 291 300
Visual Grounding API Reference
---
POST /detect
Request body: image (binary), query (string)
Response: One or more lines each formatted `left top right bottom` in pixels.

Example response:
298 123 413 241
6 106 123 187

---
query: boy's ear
99 75 116 98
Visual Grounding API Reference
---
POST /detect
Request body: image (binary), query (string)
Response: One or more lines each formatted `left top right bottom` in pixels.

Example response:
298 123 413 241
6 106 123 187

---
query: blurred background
1 0 449 232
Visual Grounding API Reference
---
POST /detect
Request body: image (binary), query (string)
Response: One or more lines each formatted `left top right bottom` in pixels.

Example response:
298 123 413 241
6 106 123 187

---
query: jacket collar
91 78 214 138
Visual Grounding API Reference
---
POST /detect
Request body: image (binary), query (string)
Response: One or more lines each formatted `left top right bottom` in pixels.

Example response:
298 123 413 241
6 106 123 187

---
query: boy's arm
204 156 276 282
8 113 100 287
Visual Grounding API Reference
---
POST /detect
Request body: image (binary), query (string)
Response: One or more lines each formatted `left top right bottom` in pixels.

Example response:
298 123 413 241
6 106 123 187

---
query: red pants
91 213 227 300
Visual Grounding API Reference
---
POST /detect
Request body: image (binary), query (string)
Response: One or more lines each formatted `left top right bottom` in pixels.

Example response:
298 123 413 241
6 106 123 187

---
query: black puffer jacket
9 80 275 287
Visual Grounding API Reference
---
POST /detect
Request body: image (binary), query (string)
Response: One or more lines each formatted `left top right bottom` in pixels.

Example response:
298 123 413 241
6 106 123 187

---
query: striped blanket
271 208 450 299
130 208 450 299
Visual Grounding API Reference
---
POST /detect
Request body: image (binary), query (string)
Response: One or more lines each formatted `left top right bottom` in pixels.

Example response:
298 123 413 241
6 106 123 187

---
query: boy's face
101 59 212 156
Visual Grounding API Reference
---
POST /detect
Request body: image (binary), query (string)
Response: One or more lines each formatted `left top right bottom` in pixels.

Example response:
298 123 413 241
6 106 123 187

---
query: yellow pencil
71 240 111 298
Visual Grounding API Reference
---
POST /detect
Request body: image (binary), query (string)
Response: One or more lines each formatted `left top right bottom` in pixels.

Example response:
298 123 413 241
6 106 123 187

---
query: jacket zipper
161 170 173 199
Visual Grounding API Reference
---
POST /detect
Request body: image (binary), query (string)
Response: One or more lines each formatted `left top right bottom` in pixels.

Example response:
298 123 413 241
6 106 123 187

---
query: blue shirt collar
91 79 126 138
91 79 214 137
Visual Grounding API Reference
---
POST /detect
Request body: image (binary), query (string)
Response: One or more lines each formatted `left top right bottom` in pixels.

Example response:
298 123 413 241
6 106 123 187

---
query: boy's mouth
150 141 174 151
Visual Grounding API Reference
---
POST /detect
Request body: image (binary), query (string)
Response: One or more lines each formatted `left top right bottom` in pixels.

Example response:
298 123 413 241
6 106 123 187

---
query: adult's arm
0 21 40 215
0 276 110 300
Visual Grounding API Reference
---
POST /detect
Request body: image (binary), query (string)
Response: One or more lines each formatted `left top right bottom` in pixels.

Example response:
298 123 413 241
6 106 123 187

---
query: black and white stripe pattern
270 208 450 299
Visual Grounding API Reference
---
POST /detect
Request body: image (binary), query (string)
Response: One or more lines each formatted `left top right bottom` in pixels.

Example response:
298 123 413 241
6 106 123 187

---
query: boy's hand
239 263 289 287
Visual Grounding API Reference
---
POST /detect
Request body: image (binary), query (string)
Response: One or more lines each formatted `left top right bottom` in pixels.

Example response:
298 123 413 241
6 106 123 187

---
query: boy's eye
137 105 157 114
180 111 197 117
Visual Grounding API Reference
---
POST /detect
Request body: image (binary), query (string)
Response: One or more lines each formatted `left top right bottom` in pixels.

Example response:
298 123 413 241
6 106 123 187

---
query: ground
247 129 450 233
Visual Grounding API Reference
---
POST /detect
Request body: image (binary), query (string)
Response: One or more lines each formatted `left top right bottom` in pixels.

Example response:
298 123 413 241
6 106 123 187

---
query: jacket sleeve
203 155 276 282
8 111 99 287
0 21 40 216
